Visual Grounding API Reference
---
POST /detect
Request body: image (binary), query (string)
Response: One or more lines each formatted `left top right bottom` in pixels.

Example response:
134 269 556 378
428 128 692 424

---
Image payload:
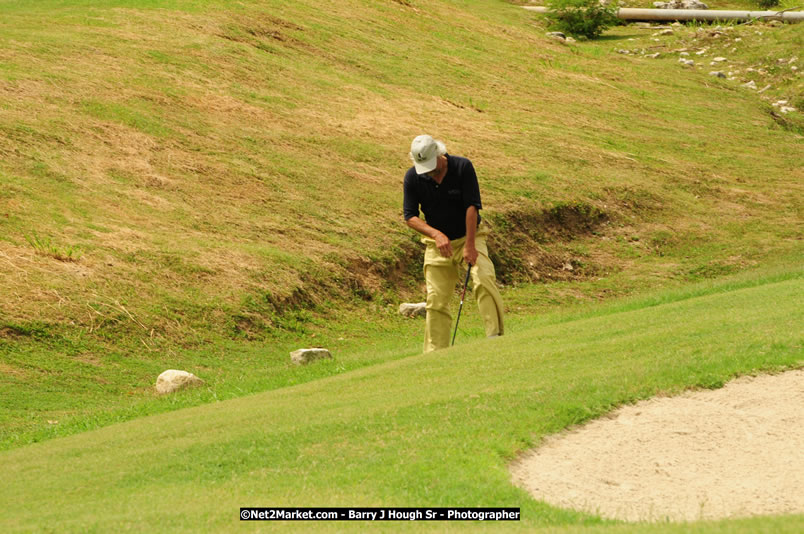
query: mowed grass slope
0 0 801 332
0 0 802 456
0 271 801 533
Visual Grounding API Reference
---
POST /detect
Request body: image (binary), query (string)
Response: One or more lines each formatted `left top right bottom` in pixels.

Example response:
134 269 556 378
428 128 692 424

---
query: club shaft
451 264 472 346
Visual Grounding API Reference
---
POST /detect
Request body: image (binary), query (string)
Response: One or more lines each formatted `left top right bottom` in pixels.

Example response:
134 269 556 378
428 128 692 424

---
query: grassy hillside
0 0 802 445
0 269 801 532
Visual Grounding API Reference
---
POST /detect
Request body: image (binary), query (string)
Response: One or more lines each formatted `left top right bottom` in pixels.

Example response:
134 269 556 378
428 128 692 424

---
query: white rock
780 106 796 114
742 80 757 90
290 348 333 365
712 57 727 62
772 100 788 106
679 51 690 56
399 302 427 318
646 53 661 59
654 0 708 8
709 71 726 78
679 58 694 66
757 84 771 94
155 370 204 395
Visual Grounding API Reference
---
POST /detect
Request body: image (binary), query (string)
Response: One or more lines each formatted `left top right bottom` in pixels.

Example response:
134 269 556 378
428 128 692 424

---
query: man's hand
435 232 453 258
405 216 453 258
463 243 478 266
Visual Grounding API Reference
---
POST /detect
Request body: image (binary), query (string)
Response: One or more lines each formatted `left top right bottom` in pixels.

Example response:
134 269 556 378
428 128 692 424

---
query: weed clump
25 233 82 262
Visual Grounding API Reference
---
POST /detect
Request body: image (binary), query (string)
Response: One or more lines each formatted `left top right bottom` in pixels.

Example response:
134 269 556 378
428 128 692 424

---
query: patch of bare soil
511 369 804 522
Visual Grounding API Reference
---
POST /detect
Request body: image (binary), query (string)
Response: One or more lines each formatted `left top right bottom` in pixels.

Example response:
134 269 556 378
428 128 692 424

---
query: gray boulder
155 369 204 394
291 348 333 365
399 302 427 318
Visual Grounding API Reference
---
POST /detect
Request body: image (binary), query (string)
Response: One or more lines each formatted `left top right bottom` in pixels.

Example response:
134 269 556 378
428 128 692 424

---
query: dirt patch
486 202 609 284
511 369 804 522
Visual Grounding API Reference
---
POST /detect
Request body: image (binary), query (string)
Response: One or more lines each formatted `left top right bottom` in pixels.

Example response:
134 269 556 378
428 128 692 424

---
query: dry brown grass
0 1 801 341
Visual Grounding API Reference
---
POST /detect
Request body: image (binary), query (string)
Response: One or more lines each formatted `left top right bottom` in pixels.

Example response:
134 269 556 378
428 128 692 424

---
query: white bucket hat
410 134 438 175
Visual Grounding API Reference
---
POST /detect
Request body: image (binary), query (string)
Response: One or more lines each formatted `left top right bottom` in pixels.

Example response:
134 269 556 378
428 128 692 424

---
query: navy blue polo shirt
403 154 483 240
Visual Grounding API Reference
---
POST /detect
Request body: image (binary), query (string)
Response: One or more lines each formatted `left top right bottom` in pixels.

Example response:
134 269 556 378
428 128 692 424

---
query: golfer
403 134 504 353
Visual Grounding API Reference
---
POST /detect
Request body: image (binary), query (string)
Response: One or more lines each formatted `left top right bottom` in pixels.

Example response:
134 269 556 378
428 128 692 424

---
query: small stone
290 348 333 365
712 57 727 62
547 32 566 42
757 84 771 94
742 80 757 90
679 51 690 56
398 302 426 318
155 370 204 395
779 106 796 114
709 71 726 78
646 53 661 59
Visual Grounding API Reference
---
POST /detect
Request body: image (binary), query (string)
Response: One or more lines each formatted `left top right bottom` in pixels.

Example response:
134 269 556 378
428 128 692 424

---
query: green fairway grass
1 269 801 532
1 0 802 451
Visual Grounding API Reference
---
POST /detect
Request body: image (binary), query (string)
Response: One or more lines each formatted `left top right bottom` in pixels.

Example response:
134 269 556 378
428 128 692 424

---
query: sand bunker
511 369 804 522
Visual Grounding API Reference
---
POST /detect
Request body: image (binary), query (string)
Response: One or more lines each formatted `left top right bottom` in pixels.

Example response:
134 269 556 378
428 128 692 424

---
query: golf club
451 263 472 346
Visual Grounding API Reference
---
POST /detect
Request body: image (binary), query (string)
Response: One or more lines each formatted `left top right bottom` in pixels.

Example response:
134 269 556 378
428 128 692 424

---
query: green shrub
757 0 780 8
546 0 619 39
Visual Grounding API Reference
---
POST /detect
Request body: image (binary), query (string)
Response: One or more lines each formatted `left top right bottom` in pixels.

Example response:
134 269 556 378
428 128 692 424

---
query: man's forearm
465 206 478 248
406 216 443 240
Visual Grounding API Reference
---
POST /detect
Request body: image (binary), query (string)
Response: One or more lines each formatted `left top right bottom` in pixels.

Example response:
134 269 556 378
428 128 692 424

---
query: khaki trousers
421 224 504 353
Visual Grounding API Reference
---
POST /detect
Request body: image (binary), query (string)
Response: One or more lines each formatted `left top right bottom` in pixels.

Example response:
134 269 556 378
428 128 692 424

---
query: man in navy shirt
403 135 504 353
